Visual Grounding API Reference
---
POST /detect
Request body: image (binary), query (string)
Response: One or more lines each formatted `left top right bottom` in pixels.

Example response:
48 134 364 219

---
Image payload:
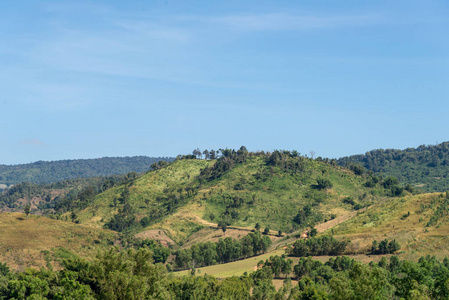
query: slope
338 141 449 192
0 156 174 186
75 150 397 245
76 158 213 234
331 192 449 260
0 212 116 271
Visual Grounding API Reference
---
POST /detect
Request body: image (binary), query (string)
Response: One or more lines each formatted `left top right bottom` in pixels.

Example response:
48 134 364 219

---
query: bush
315 178 333 190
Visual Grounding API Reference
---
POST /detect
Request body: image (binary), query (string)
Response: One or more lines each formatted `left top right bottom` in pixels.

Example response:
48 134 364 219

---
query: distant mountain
338 142 449 192
0 156 174 186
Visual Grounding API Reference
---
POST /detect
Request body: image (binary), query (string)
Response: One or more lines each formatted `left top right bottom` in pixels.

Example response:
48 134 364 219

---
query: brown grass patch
135 229 175 247
0 212 116 270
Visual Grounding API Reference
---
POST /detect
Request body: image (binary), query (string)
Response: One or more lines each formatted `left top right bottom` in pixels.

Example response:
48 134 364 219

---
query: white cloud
212 13 382 31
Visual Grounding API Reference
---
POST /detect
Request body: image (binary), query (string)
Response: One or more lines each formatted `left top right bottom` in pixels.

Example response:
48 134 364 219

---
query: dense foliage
338 142 449 192
173 231 272 270
370 239 401 255
197 146 251 181
288 236 349 257
1 248 448 299
0 173 137 214
0 156 174 186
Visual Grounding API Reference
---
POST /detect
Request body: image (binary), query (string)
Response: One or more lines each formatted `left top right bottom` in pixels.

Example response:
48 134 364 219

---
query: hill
338 142 449 192
0 172 144 214
0 212 116 270
74 149 401 244
0 156 174 187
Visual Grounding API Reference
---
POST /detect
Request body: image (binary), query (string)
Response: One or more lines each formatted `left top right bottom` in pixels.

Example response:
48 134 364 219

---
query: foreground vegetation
0 246 448 299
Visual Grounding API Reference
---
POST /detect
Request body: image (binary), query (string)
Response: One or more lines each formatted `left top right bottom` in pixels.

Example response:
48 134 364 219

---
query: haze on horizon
1 0 448 165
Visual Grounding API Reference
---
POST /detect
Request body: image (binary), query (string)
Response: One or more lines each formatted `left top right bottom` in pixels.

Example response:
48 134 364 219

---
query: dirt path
190 214 280 236
271 207 371 249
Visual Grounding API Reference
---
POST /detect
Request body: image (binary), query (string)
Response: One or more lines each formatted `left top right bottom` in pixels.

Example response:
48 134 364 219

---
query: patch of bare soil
300 207 372 238
190 214 280 236
135 229 176 247
182 227 283 249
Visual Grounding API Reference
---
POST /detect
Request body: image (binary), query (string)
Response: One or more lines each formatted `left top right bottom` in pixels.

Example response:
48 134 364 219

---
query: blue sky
1 0 448 164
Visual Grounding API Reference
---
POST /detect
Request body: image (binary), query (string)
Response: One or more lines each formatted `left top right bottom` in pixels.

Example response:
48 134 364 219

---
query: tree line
0 246 449 299
338 141 449 192
173 231 272 270
287 235 350 257
0 156 174 186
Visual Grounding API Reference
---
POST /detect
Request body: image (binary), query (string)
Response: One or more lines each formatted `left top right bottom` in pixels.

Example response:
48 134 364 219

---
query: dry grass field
333 193 449 260
0 212 116 270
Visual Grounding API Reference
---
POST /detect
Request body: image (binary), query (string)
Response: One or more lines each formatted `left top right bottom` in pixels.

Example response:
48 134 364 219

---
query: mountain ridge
0 156 175 186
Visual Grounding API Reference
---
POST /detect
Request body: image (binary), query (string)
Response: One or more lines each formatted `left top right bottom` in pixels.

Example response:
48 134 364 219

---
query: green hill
338 142 449 192
74 149 400 244
0 156 174 186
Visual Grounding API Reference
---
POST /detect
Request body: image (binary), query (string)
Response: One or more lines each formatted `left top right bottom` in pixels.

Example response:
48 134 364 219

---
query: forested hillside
338 142 449 192
0 173 137 213
0 156 174 186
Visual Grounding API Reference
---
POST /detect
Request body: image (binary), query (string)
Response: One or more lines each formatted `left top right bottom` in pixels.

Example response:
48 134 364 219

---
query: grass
0 212 116 270
144 156 388 244
76 159 212 229
332 193 449 260
174 250 286 278
73 156 392 245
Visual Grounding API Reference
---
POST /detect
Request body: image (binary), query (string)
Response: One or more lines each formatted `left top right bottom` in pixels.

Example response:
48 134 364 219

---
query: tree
309 150 316 159
89 247 168 299
255 223 261 231
221 224 227 235
308 228 318 237
209 150 217 160
192 148 202 159
24 203 31 220
263 227 270 235
218 221 227 235
202 150 209 160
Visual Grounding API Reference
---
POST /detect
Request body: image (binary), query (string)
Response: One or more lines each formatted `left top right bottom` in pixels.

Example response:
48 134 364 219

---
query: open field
175 249 286 277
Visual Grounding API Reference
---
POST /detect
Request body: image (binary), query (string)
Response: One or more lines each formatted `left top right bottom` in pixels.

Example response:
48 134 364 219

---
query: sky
1 0 448 165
